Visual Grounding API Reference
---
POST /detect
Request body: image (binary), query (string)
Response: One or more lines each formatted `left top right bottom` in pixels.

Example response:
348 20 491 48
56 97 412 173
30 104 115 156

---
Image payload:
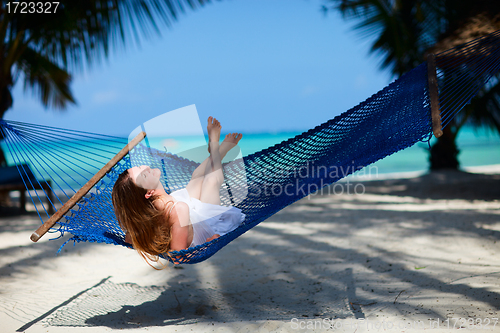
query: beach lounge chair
0 164 54 214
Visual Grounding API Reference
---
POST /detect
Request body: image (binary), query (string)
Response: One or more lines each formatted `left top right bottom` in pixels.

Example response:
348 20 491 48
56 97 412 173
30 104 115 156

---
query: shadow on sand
6 171 500 329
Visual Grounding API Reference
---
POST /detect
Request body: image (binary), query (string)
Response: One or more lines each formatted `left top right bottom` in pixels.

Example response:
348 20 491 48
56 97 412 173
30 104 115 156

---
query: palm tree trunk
0 85 13 167
429 125 459 170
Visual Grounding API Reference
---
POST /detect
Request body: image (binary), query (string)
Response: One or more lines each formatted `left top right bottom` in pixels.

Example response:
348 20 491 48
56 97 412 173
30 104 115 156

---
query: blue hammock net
1 30 500 264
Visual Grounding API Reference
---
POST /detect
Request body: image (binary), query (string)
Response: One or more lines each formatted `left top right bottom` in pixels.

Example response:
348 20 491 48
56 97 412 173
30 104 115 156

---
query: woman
112 116 245 267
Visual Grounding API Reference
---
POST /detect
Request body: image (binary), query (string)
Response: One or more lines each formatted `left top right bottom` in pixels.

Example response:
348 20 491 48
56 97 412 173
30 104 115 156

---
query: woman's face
128 165 162 190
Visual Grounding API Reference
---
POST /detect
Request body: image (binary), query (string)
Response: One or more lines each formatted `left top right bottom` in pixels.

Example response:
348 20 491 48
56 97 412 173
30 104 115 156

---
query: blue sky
6 0 392 137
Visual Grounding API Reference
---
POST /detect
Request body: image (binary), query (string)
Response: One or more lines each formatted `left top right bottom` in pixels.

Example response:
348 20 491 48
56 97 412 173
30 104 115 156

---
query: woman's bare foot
223 132 243 145
207 116 221 143
208 132 243 157
220 133 242 155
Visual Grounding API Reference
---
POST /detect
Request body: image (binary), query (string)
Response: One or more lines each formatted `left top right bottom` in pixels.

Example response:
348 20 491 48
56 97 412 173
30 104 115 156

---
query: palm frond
3 0 215 73
324 0 429 75
467 76 500 133
16 46 75 109
0 0 216 115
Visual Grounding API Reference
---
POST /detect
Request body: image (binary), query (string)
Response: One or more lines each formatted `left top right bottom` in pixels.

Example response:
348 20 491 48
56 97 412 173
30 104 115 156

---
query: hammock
1 30 500 264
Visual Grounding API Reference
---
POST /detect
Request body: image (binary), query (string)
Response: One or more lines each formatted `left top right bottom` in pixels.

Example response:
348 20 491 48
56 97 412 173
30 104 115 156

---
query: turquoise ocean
236 126 500 176
2 123 496 214
2 125 499 191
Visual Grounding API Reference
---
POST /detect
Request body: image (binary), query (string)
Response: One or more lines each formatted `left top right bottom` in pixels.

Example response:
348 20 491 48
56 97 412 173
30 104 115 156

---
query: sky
5 0 392 137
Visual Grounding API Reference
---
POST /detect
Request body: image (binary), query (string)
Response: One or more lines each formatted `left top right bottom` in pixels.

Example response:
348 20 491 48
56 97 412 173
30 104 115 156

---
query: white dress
169 188 245 248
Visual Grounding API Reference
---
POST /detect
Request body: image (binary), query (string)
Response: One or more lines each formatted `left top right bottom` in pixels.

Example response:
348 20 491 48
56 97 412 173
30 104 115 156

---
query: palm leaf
4 0 214 73
0 0 214 117
16 46 75 109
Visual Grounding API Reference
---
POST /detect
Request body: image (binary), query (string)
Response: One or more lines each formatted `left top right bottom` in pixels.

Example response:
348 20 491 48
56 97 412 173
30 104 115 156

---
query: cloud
300 85 319 97
92 90 120 105
355 74 368 89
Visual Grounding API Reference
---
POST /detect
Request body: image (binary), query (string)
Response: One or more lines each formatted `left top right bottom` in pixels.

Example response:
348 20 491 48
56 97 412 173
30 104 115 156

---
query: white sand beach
1 168 499 332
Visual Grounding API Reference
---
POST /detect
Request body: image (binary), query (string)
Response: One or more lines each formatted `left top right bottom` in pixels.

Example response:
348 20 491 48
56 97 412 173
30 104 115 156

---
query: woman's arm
169 222 189 251
169 203 190 251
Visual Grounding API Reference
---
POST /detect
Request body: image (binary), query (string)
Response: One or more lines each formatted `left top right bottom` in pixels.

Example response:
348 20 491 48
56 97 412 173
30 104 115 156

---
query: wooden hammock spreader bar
427 54 443 138
30 131 147 242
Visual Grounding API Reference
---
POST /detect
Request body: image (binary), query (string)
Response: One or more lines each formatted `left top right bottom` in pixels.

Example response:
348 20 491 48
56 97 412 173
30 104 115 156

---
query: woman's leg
184 159 210 200
185 118 242 200
199 139 224 205
196 117 223 205
185 137 243 200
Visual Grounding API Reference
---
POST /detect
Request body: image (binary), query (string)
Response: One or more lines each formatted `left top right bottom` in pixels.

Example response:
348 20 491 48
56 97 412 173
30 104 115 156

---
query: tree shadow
0 233 95 277
13 170 500 329
358 171 500 201
46 205 500 328
0 210 47 234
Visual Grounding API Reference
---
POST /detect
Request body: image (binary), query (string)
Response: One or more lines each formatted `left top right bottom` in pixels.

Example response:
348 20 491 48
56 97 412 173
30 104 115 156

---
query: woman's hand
206 234 220 242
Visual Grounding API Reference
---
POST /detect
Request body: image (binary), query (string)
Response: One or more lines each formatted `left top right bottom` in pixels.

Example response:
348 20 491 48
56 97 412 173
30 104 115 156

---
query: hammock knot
420 132 434 150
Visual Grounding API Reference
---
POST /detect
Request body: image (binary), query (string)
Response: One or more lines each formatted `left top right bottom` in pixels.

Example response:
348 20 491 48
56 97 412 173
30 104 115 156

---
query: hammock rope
1 30 500 264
